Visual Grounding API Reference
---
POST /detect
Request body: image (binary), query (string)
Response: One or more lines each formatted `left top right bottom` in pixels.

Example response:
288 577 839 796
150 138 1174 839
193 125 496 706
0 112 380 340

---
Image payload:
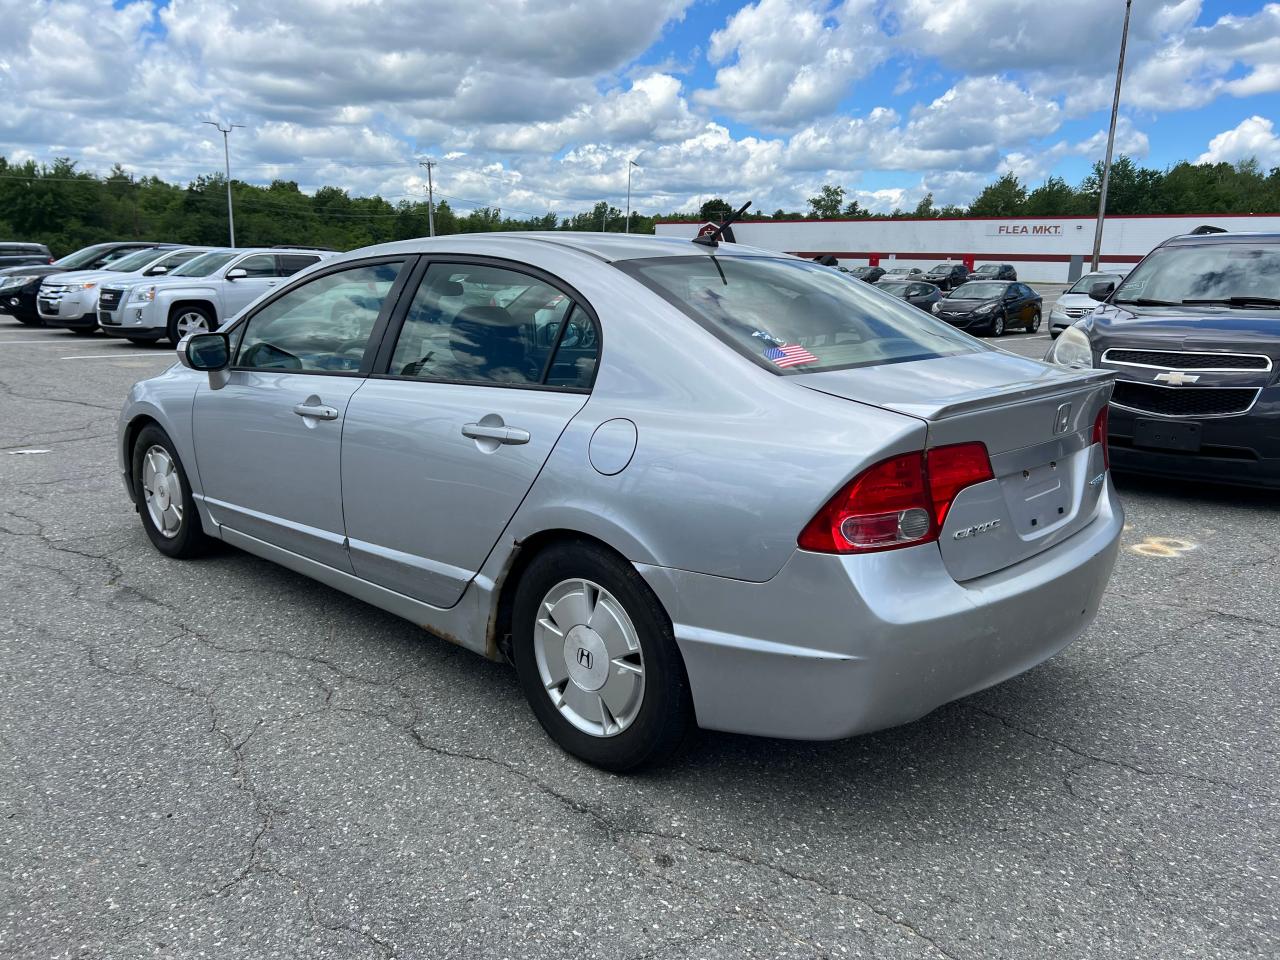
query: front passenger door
193 258 410 569
221 253 281 316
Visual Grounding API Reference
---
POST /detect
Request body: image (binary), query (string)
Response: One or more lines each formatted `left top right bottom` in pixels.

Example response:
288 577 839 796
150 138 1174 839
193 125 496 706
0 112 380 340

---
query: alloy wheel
533 578 645 738
141 444 183 539
993 314 1005 336
175 311 210 336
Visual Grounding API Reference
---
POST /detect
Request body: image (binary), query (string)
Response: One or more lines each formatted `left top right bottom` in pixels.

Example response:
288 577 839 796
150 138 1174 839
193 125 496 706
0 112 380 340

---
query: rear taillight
798 442 994 555
1092 406 1110 470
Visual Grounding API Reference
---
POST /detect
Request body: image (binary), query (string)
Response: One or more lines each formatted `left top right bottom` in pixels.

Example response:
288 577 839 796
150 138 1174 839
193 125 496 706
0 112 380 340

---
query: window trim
368 254 602 394
224 254 417 378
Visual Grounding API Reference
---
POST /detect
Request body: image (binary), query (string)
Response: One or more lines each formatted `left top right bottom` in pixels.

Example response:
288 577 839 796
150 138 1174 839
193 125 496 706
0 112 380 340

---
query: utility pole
625 158 640 233
202 120 244 247
1091 0 1132 272
600 201 607 232
419 159 436 237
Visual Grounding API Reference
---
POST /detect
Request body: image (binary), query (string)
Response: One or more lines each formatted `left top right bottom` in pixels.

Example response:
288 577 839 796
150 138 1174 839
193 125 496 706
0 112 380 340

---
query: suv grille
98 288 123 311
1113 381 1259 417
1063 306 1093 319
1103 348 1271 371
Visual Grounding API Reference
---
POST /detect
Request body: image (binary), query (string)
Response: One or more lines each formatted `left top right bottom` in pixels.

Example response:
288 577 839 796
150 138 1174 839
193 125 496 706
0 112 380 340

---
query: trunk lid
794 353 1115 581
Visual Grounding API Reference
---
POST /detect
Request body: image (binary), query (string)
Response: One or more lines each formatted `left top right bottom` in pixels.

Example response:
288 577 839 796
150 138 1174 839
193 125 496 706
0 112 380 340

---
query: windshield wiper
1112 297 1179 306
1180 296 1280 308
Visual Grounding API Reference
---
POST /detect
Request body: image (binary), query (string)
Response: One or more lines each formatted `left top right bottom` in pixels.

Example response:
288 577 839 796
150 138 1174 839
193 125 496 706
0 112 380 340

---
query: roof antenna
692 200 752 247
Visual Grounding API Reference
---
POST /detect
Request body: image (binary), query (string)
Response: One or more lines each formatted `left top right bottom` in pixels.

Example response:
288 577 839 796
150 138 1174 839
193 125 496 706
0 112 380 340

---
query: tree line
2 154 1277 257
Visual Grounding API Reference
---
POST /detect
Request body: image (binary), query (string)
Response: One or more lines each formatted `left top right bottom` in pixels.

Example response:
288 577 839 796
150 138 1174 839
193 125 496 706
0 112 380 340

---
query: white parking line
59 352 167 360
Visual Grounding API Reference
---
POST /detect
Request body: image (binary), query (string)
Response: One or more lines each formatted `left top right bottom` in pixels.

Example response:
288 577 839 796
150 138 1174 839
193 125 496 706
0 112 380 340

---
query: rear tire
511 540 693 771
131 424 213 559
166 305 215 345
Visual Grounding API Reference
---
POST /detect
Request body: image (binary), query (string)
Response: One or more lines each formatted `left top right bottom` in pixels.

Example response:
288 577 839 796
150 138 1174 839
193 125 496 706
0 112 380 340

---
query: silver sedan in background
118 233 1123 770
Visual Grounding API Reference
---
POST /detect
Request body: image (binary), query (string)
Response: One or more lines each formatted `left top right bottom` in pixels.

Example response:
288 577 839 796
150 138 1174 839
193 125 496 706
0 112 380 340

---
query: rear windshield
619 255 983 375
171 251 238 277
1113 243 1280 305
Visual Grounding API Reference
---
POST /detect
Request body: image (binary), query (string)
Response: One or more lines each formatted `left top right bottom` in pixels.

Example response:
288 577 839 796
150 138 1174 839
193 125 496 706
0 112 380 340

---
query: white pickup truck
97 247 336 344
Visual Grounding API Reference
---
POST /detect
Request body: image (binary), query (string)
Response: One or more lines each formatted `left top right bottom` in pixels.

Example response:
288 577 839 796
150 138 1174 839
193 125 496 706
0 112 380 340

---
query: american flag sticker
764 343 818 367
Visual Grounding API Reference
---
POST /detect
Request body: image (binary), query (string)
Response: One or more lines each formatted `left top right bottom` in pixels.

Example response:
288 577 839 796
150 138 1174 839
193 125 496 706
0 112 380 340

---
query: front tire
166 305 215 345
511 541 693 771
68 326 97 336
131 425 213 559
1028 309 1042 333
991 313 1006 337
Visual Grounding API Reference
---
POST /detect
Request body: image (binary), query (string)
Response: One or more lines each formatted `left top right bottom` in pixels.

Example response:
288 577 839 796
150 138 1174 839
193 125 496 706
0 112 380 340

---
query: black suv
970 263 1017 281
0 242 52 269
0 241 169 326
921 262 969 290
1047 230 1280 489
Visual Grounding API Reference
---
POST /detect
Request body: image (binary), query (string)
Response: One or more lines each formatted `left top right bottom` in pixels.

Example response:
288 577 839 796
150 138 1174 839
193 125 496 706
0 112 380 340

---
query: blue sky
4 1 1280 215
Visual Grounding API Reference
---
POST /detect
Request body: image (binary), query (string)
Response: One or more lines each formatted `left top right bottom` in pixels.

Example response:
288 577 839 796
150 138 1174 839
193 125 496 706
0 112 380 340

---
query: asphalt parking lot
1 283 1276 959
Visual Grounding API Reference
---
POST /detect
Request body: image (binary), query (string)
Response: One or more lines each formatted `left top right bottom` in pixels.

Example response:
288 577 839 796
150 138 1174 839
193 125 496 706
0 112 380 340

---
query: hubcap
141 445 183 539
176 311 209 336
533 579 645 738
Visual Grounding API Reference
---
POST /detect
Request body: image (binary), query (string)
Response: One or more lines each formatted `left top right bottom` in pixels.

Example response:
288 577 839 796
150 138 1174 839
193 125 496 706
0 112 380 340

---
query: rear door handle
293 403 339 421
462 422 530 445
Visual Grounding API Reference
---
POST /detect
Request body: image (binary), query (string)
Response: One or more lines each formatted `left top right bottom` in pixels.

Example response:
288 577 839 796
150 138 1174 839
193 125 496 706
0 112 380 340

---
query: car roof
353 231 789 264
1162 230 1280 246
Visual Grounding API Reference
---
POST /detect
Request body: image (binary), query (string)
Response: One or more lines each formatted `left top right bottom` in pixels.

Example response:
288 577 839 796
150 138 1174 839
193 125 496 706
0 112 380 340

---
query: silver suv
98 247 336 344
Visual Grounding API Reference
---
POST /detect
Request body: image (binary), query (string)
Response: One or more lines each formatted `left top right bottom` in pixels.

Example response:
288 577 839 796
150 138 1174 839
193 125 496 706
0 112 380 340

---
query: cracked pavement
1 320 1277 959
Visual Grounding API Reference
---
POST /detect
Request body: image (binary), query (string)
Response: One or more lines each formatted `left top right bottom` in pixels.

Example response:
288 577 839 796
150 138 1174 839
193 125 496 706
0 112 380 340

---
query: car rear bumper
637 482 1123 740
1108 401 1280 489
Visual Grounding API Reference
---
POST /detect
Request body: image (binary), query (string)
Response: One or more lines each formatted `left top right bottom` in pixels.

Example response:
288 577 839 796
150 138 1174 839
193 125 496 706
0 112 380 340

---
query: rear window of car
619 255 984 376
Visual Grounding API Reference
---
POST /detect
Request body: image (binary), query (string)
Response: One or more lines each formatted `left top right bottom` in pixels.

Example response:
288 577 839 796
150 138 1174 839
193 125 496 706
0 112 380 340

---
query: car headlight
79 281 97 290
0 274 33 289
931 301 942 313
130 285 156 303
1048 324 1093 368
975 302 996 314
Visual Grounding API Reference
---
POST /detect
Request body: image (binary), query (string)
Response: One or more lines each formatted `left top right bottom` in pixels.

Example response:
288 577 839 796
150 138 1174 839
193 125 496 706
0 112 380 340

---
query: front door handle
293 403 339 421
462 422 530 445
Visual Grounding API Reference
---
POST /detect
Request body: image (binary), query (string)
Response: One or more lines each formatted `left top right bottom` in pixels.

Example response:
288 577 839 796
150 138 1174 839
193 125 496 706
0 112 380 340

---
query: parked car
0 241 171 326
39 247 213 335
120 232 1121 770
933 280 1042 336
876 278 942 311
1046 230 1280 489
0 242 53 269
922 262 969 290
970 263 1017 281
98 247 335 344
882 266 924 280
1048 270 1129 338
845 265 885 283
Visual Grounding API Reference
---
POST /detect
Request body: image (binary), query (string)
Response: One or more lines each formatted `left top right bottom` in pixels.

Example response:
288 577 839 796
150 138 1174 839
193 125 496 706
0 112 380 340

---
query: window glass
151 250 203 272
622 255 982 376
278 254 321 276
235 254 277 278
103 248 164 272
389 263 593 386
1067 273 1122 294
235 261 404 372
171 251 237 277
1113 242 1280 305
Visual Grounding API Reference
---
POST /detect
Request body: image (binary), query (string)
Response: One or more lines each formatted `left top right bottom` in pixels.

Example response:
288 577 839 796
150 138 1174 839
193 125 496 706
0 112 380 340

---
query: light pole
418 159 437 237
1090 0 1132 272
203 120 244 247
625 158 640 233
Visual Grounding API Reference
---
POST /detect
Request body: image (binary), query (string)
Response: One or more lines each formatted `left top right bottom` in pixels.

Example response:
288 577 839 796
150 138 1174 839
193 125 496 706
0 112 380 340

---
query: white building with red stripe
654 213 1280 283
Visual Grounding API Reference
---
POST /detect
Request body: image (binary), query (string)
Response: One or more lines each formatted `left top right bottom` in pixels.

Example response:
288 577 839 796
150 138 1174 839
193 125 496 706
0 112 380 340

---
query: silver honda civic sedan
118 232 1123 770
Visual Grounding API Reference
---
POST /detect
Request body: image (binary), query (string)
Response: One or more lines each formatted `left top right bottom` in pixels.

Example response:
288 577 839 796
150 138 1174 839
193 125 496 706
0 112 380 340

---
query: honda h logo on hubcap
576 647 593 669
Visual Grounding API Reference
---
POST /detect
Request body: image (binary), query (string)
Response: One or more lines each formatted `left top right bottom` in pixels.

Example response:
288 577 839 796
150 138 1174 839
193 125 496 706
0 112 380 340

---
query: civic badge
1053 402 1071 435
1154 371 1200 386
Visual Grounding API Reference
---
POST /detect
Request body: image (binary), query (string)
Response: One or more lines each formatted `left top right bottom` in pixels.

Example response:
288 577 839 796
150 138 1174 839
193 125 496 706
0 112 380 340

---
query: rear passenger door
340 259 600 607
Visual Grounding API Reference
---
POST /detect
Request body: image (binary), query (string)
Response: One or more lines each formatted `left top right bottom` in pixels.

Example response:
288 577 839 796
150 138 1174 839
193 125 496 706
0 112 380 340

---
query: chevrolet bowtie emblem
1154 371 1201 386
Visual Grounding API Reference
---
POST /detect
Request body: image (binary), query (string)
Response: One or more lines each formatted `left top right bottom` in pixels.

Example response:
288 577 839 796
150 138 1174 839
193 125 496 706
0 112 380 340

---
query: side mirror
178 332 230 388
225 267 247 281
146 265 168 275
1088 281 1115 301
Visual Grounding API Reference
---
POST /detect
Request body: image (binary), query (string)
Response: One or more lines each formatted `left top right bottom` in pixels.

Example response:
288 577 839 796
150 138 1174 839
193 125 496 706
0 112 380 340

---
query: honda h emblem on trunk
1054 403 1072 435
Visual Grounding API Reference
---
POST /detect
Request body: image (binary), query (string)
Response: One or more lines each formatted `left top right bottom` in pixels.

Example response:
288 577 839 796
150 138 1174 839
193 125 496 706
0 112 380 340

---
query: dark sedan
845 265 885 283
921 262 969 290
876 278 942 311
933 280 1042 336
0 241 168 326
1047 230 1280 489
970 263 1017 281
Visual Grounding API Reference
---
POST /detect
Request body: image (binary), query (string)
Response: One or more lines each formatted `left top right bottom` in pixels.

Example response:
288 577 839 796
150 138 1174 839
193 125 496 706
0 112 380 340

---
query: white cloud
693 0 886 129
1197 115 1280 166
